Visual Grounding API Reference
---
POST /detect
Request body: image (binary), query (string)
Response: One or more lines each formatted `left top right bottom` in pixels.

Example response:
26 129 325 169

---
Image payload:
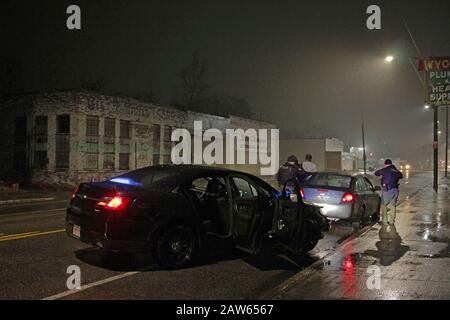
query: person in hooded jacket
375 159 403 225
276 155 309 191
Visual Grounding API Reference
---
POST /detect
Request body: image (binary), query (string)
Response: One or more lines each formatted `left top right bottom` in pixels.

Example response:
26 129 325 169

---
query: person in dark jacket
375 159 403 225
276 155 309 191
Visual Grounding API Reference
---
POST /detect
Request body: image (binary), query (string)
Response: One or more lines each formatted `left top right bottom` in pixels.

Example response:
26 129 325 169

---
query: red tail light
72 184 81 199
96 196 131 211
300 188 305 198
341 193 356 203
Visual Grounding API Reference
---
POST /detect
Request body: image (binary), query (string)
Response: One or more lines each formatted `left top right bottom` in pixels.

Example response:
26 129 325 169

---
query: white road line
0 208 66 218
0 197 55 205
41 271 142 300
0 199 68 208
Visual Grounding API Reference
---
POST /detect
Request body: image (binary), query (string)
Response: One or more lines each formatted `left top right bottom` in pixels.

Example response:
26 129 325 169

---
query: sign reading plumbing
171 121 279 176
423 57 450 106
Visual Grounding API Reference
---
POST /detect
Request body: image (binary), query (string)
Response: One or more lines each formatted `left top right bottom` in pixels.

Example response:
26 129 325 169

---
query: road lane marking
0 208 67 221
0 208 66 218
0 229 65 242
0 231 41 239
42 271 142 300
0 199 68 208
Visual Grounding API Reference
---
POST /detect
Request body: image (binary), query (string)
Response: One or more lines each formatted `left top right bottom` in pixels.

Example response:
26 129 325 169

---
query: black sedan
66 165 329 269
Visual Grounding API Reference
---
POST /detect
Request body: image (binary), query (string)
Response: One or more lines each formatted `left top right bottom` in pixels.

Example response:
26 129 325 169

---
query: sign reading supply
422 57 450 106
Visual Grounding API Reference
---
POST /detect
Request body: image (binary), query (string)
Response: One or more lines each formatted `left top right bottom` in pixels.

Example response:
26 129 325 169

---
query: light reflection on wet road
266 172 450 300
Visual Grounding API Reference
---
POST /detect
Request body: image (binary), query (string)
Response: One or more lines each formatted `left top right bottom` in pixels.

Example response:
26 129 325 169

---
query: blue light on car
110 177 142 186
274 190 293 199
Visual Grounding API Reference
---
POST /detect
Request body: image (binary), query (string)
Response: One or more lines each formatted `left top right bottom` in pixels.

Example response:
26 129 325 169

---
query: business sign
421 57 450 106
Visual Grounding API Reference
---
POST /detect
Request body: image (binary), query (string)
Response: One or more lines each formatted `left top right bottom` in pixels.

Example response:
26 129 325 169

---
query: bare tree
79 78 108 93
197 93 253 118
135 80 160 104
173 52 210 110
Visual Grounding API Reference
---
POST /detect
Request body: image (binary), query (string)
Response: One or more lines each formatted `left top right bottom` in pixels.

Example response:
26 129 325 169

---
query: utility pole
433 105 439 191
362 121 367 174
446 107 449 177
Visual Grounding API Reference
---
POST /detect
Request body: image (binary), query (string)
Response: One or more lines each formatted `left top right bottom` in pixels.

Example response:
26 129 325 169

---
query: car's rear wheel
152 225 198 270
371 201 381 223
351 206 365 231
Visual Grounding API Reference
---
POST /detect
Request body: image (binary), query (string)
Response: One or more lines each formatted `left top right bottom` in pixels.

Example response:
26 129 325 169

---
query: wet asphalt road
0 171 431 300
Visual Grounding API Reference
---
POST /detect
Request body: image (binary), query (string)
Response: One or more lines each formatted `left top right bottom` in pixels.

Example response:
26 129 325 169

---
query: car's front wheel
152 225 198 270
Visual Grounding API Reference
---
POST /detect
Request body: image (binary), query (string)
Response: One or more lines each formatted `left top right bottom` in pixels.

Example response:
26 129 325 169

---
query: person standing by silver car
375 159 403 225
302 154 317 173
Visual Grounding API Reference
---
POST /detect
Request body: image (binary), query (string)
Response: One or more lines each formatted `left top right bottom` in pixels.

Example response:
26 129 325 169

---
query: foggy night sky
1 0 450 163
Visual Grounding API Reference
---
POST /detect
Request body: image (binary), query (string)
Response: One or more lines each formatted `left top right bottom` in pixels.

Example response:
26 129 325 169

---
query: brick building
0 90 276 186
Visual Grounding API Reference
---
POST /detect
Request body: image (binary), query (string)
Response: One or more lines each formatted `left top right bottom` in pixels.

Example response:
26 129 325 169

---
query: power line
402 17 423 58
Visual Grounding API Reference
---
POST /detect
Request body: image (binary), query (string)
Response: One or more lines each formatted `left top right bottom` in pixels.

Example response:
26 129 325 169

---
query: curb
0 197 56 205
258 184 430 300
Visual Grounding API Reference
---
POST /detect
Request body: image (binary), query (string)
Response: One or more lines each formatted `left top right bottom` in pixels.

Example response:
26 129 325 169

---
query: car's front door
230 175 262 252
271 180 305 253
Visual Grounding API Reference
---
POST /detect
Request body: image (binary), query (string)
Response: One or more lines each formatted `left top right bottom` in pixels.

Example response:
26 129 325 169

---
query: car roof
311 171 356 177
148 164 244 175
131 165 257 189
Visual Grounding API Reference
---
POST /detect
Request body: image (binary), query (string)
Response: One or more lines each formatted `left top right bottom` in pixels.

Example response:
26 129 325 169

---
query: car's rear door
355 177 368 211
363 177 379 214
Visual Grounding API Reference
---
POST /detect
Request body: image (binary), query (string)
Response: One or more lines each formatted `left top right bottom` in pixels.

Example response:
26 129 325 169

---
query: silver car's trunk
303 187 347 205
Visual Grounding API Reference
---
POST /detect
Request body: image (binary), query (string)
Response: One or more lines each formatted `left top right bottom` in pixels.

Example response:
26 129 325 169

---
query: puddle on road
416 243 450 259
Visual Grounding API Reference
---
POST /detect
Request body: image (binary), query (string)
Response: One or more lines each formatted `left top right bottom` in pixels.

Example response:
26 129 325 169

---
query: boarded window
120 120 131 139
85 142 99 170
103 153 115 170
104 118 115 138
86 116 99 136
55 134 70 168
85 153 98 170
119 153 129 170
56 114 70 168
57 115 70 134
35 116 48 143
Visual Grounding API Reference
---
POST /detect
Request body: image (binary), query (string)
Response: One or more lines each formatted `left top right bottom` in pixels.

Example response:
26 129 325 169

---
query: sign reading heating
422 57 450 106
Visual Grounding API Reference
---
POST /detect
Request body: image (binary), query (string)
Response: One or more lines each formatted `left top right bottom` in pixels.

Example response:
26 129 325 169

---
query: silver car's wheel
351 206 365 231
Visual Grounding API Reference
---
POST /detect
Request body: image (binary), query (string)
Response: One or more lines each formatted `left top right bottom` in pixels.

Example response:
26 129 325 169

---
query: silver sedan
301 172 381 228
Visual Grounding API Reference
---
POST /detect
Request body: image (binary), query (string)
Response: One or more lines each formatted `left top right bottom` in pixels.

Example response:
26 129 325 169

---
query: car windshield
307 173 352 189
109 167 176 187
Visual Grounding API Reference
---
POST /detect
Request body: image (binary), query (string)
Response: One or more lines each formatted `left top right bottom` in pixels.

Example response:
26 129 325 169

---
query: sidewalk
0 188 71 205
263 183 450 300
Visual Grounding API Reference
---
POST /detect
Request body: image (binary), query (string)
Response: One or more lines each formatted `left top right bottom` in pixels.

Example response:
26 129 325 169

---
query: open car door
229 175 265 253
272 179 307 254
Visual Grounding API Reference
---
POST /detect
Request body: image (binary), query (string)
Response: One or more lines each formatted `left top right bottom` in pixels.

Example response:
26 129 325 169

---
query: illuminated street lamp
385 55 394 63
425 104 430 109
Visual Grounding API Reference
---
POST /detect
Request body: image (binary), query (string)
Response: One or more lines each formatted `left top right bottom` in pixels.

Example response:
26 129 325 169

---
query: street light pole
433 105 439 191
446 107 448 177
362 120 367 174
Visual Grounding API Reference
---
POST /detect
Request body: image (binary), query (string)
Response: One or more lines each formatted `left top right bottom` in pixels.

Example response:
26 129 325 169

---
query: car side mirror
374 186 382 191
